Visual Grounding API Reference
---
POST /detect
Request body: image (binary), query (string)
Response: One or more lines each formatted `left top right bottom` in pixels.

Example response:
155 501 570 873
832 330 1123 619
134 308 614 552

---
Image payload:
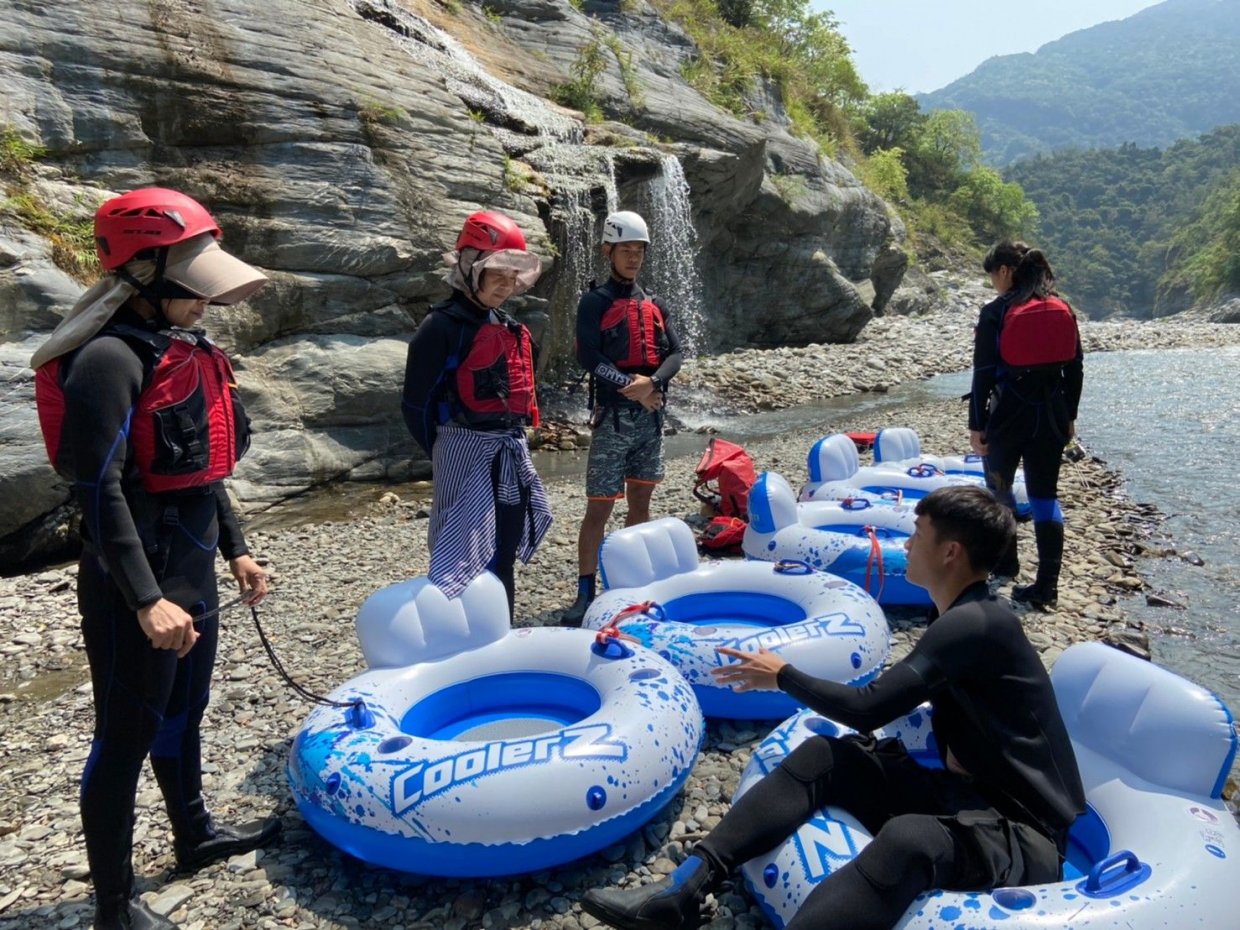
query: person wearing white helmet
560 210 683 626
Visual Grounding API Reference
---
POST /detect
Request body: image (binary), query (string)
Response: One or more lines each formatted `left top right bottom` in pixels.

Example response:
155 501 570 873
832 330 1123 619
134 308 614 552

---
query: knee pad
1028 497 1063 524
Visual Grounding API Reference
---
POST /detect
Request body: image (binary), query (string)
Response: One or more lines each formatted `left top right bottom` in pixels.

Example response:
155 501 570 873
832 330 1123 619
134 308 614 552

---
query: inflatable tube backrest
874 427 921 464
598 516 699 590
747 471 798 534
1053 642 1239 799
807 434 859 483
355 573 511 669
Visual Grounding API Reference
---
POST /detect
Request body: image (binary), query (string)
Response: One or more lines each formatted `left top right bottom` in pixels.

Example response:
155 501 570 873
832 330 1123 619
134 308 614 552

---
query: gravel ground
2 275 1238 929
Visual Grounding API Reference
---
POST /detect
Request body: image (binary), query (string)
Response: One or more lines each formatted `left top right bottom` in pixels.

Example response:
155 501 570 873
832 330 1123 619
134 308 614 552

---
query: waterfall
639 155 706 356
534 149 619 373
347 2 705 374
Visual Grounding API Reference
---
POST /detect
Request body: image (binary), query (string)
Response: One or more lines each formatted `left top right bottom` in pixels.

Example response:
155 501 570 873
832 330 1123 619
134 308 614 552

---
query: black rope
247 603 360 710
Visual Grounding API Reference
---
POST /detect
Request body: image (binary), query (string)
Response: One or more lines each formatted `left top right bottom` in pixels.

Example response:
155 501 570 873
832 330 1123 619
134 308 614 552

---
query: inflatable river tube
800 432 983 504
582 517 890 719
288 572 704 877
874 427 1032 520
743 471 931 606
736 641 1240 929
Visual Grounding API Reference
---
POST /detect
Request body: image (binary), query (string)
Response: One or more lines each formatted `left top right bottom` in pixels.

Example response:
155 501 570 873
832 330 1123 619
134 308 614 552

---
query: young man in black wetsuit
581 485 1085 930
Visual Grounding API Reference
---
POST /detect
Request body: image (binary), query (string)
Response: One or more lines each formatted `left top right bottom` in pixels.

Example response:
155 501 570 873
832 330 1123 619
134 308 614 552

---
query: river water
928 347 1240 719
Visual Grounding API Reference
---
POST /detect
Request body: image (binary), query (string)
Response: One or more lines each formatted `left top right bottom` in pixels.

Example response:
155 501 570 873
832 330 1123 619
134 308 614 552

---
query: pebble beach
3 274 1239 930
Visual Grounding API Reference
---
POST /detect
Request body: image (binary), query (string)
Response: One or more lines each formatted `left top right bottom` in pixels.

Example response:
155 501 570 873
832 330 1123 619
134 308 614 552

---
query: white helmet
602 211 650 244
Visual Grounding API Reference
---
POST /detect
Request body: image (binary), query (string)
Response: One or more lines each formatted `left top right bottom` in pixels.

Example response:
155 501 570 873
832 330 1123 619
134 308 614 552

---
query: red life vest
998 296 1079 369
35 325 250 493
453 317 540 428
600 288 669 372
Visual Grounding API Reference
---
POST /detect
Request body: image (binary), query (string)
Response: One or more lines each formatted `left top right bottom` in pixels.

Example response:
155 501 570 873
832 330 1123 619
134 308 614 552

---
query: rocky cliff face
0 0 904 569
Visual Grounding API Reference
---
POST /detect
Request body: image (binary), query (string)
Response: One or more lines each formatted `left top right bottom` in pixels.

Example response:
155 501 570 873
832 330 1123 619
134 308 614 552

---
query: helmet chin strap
117 247 174 327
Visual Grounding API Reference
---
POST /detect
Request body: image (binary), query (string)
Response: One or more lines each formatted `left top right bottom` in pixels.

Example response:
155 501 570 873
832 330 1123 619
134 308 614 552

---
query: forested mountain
1005 125 1240 317
918 0 1240 165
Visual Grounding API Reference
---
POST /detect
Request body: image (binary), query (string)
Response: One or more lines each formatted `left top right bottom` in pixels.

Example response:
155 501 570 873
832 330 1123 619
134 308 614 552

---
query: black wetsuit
969 293 1084 507
61 310 250 902
695 582 1085 930
574 278 683 412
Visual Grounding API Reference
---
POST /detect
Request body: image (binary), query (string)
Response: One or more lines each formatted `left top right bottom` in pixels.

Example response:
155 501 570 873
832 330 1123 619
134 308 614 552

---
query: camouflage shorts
585 406 665 499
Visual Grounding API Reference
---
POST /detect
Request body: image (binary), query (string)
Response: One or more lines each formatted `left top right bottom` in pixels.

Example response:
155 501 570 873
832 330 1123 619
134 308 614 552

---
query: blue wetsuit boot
581 855 715 930
560 574 596 628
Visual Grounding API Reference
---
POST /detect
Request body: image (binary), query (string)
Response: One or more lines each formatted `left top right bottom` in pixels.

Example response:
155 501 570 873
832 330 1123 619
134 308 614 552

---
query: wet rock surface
3 300 1236 929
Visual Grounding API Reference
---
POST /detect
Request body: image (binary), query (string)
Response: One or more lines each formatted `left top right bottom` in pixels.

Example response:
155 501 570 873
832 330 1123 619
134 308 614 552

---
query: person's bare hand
712 646 788 692
620 375 655 402
969 430 989 456
138 598 198 658
639 392 663 411
230 554 269 605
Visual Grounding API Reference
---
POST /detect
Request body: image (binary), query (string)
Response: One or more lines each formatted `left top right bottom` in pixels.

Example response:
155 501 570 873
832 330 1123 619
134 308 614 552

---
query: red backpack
693 438 757 519
699 515 747 554
998 296 1078 369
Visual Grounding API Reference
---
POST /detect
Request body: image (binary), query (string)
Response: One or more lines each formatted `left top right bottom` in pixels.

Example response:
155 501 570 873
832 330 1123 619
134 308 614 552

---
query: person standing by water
401 210 552 619
31 188 280 930
969 241 1084 608
560 211 683 627
581 485 1084 930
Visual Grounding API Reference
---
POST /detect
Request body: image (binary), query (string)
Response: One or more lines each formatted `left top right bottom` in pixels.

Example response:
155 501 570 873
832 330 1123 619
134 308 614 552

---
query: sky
811 0 1165 94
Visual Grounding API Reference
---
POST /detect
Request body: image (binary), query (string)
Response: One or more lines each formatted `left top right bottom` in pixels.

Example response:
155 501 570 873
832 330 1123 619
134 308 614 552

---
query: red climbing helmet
456 210 528 253
94 187 221 270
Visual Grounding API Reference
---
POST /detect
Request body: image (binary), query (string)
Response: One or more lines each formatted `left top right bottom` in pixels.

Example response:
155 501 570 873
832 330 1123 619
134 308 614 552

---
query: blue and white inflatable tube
744 472 931 607
288 572 704 877
582 517 889 719
800 433 980 504
874 427 1031 519
736 642 1240 929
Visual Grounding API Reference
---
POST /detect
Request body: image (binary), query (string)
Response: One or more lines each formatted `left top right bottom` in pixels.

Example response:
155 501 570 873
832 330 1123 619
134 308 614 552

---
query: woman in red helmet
401 209 552 618
31 188 279 930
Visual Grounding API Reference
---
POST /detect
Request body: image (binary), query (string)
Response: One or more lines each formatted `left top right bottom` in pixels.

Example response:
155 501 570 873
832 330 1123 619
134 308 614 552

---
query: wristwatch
650 375 664 392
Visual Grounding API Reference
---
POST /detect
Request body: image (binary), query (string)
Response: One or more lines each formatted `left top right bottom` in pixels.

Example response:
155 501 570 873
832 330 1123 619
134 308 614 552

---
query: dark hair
1009 248 1055 305
982 240 1029 273
914 486 1015 574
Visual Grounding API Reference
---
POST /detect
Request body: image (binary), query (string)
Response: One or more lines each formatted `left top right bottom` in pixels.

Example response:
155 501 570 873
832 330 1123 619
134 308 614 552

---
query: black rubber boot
1012 521 1063 609
173 816 282 872
93 895 178 929
559 590 593 628
152 753 281 872
580 856 715 930
992 535 1021 579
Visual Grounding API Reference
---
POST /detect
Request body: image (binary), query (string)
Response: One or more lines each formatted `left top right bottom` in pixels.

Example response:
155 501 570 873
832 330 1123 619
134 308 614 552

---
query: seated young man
581 485 1085 930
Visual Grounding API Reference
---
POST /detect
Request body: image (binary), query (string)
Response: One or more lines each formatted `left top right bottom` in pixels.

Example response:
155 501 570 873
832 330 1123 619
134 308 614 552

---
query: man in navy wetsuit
581 485 1085 930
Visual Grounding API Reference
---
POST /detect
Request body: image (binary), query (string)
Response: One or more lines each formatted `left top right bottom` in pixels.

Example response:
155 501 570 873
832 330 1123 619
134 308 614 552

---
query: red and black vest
452 315 540 429
36 324 251 493
599 284 670 373
998 296 1079 370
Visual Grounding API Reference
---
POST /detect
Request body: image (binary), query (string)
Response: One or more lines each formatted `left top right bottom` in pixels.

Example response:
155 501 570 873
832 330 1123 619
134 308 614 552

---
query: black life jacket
36 323 251 492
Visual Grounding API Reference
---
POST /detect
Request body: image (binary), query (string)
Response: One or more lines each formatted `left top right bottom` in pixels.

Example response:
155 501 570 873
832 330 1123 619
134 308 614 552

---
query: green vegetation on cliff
648 0 1039 259
1005 125 1240 317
